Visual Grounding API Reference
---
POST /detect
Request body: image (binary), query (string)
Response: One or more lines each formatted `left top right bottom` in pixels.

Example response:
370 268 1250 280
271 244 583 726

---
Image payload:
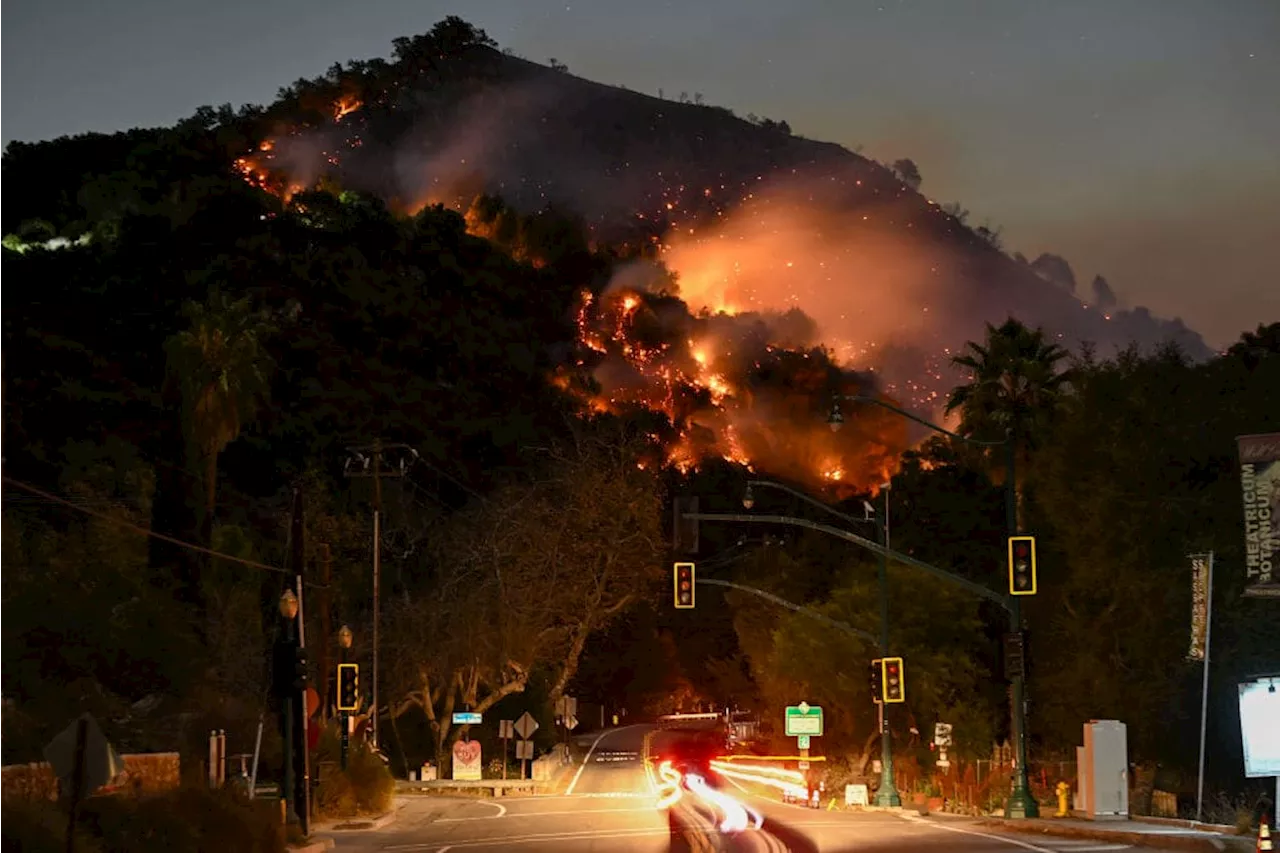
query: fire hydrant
1055 781 1071 817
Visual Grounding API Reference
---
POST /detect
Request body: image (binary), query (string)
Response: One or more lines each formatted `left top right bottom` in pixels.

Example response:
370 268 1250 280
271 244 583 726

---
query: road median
972 816 1240 852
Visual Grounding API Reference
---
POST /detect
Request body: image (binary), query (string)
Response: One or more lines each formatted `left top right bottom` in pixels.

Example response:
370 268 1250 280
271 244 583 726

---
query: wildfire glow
230 99 940 492
333 96 362 121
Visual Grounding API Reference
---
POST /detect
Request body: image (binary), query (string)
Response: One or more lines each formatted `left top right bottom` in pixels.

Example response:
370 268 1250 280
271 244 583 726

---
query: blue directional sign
452 712 483 725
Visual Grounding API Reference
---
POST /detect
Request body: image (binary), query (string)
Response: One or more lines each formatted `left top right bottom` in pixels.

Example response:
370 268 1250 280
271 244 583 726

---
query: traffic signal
881 657 905 703
673 562 695 609
337 663 359 712
1008 535 1038 596
673 496 700 554
869 658 883 705
292 646 309 691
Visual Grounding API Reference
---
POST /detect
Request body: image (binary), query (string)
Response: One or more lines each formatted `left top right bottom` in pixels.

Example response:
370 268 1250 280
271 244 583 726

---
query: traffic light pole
339 646 350 772
874 509 901 807
739 478 901 805
1004 439 1037 818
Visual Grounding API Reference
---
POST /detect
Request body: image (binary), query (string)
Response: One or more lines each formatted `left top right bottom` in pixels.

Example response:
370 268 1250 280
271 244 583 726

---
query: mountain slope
228 35 1210 392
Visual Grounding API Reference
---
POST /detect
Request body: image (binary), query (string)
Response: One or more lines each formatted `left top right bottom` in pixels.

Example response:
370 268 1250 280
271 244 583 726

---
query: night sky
4 0 1277 347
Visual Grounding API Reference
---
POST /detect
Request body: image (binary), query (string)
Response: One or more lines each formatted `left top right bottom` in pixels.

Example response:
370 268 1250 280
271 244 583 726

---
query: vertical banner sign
1237 433 1280 597
1188 554 1210 661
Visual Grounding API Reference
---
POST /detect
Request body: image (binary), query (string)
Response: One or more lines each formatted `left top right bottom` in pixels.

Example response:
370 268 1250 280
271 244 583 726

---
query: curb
288 839 336 853
317 807 400 832
974 818 1229 852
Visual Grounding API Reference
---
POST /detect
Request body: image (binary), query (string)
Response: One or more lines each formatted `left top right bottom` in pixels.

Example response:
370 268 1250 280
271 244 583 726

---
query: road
321 725 1197 852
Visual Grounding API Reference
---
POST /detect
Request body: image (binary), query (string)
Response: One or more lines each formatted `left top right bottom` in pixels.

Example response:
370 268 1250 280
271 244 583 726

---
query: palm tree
165 291 274 544
945 318 1074 522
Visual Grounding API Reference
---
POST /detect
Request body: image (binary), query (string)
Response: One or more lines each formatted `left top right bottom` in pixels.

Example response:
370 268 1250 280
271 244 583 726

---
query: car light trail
685 772 763 833
709 761 808 800
654 760 684 809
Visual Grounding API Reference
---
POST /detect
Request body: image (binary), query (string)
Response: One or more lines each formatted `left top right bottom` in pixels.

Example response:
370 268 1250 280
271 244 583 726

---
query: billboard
1237 433 1280 597
1238 678 1280 778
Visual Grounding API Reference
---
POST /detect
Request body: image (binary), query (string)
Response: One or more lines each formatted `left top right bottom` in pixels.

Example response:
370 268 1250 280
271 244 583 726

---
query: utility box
1078 720 1128 819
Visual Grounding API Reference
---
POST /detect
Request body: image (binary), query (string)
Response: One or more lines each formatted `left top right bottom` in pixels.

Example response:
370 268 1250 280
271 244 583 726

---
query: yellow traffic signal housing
674 562 695 609
881 657 905 703
1008 536 1038 596
337 663 360 711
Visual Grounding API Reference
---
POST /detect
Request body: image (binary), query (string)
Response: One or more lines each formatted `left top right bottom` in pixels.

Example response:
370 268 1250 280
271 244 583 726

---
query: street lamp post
279 589 300 826
742 478 901 807
344 442 418 752
830 395 1038 818
337 625 353 772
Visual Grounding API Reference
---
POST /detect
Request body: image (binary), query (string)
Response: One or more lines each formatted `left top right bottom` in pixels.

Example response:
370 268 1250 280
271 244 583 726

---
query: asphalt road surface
322 725 1194 853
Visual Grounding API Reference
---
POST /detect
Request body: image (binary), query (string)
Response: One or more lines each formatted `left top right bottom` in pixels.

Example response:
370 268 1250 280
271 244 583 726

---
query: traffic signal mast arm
685 511 1010 610
696 576 878 644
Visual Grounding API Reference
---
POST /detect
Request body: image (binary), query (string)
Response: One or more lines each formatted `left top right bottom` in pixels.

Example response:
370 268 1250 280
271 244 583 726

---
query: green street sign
797 734 811 750
784 702 824 737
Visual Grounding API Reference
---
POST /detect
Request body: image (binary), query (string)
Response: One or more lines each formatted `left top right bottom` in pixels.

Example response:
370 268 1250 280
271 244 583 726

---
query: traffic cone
1259 815 1273 852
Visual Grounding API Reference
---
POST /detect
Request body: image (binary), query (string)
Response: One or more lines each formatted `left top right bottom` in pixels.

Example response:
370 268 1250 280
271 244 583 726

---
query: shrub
313 727 394 818
76 786 285 853
1 800 105 853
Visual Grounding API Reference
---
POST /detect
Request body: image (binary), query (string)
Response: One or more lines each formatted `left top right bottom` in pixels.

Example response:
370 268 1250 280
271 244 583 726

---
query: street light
337 625 353 771
827 395 1038 819
279 589 299 826
741 478 902 807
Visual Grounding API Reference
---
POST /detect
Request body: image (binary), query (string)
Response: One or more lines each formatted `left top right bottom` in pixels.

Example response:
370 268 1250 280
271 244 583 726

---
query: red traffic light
673 562 696 609
1008 536 1038 596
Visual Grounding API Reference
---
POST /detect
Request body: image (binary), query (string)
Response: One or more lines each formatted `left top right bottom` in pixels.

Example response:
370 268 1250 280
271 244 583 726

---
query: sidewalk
970 815 1249 852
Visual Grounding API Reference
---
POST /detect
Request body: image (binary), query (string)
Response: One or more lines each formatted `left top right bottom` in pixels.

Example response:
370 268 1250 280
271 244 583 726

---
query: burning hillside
216 30 1209 488
556 279 909 492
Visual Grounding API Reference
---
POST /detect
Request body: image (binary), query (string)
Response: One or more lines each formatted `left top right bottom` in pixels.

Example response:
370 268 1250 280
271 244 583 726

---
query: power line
3 475 292 577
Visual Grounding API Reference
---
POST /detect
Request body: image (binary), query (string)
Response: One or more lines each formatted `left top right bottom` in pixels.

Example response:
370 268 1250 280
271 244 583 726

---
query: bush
2 800 105 853
76 786 285 853
313 728 395 819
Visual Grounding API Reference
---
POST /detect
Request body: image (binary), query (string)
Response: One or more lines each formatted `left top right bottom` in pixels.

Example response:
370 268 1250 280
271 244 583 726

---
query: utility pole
290 489 311 835
343 441 418 751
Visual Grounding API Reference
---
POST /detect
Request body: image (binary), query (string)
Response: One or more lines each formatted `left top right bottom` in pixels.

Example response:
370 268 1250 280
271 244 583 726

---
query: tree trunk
548 619 593 712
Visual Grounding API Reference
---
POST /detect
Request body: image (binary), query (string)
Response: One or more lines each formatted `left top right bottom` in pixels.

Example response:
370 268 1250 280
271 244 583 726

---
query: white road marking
1060 846 1132 851
436 806 651 822
565 726 632 795
898 815 1062 851
384 826 671 850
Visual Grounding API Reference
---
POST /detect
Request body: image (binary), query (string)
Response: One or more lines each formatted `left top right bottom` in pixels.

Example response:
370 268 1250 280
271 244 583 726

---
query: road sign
797 734 811 750
514 712 538 740
566 715 579 731
556 696 577 718
516 740 535 760
934 722 953 748
785 702 824 737
798 760 810 770
452 712 482 725
499 719 514 739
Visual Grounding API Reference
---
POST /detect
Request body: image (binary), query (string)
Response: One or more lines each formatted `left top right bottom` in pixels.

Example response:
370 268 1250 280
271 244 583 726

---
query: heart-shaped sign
453 739 482 766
